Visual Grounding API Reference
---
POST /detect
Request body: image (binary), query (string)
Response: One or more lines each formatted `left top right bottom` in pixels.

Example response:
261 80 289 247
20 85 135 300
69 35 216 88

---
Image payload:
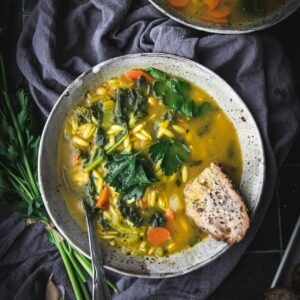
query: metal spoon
83 201 111 300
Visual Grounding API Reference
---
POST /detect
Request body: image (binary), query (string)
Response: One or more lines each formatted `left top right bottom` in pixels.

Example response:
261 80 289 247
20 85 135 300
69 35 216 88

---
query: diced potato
169 194 183 212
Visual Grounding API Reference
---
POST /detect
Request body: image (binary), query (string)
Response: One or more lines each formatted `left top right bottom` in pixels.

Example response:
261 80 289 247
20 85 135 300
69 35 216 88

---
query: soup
167 0 284 25
58 67 243 257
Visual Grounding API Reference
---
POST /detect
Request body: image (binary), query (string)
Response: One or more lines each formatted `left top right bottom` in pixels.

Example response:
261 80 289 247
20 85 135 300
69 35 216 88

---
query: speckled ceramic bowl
38 53 265 278
149 0 300 34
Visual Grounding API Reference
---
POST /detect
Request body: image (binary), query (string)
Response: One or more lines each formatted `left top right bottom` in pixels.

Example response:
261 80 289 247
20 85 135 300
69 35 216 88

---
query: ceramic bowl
149 0 300 34
38 53 265 278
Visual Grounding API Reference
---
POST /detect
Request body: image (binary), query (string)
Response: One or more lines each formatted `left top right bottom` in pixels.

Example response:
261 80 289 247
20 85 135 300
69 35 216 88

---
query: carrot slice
96 186 110 209
165 208 174 220
138 198 146 208
209 4 231 19
201 12 228 24
204 0 220 10
148 227 171 245
124 69 153 82
168 0 189 8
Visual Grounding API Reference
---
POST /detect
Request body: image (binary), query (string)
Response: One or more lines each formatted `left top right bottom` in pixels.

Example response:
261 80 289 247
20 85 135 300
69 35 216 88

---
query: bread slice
183 162 249 244
266 288 300 300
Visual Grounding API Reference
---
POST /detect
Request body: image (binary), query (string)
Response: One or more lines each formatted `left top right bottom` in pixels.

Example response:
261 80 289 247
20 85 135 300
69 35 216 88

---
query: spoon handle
83 201 111 300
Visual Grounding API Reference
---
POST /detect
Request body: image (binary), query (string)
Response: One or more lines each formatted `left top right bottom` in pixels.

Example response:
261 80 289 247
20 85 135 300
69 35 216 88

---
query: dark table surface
4 1 300 299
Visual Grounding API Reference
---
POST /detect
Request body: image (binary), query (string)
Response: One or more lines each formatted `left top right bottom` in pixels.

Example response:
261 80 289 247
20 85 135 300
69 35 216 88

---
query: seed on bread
183 162 249 244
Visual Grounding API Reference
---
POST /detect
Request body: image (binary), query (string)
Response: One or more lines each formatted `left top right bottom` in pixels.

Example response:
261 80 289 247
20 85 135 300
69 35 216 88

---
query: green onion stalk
0 54 118 299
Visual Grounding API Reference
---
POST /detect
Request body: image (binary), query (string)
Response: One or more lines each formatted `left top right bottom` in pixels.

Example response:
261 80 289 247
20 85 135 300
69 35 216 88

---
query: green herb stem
73 249 118 293
75 270 91 300
61 240 88 283
50 230 84 300
73 250 93 276
106 131 128 154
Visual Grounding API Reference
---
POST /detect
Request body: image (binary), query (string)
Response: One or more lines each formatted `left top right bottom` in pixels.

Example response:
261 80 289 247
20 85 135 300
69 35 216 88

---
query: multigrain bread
266 288 300 300
183 162 249 244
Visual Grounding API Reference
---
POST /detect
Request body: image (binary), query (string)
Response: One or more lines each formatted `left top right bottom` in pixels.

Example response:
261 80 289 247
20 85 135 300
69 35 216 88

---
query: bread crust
184 162 250 244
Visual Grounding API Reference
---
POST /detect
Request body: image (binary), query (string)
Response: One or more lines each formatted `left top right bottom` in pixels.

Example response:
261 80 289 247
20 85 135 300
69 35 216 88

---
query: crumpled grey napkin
4 0 299 299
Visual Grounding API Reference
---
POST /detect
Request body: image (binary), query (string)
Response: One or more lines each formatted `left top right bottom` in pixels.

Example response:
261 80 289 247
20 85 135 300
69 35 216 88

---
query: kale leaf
98 211 111 229
149 139 191 176
82 174 97 210
104 152 157 196
74 102 103 125
104 152 157 226
114 88 148 128
117 199 143 227
95 127 105 148
90 101 103 121
148 211 166 227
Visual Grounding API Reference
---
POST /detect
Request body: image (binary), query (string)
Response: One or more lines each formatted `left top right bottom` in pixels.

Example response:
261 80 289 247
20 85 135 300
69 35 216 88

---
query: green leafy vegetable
105 152 157 226
137 75 147 88
74 101 103 126
149 139 191 176
144 67 167 80
179 101 211 118
95 127 105 148
148 211 166 227
98 211 110 229
74 106 92 125
115 88 148 127
151 69 212 118
105 152 157 196
167 77 190 95
117 199 143 227
82 174 97 210
90 101 103 121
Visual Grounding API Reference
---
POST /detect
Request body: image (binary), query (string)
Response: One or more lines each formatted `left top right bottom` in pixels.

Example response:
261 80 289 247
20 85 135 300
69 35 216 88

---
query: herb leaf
144 67 167 80
149 139 191 176
152 70 212 118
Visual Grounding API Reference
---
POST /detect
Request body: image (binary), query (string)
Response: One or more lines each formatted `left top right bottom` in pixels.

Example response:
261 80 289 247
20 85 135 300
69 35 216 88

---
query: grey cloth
0 205 75 300
6 0 299 299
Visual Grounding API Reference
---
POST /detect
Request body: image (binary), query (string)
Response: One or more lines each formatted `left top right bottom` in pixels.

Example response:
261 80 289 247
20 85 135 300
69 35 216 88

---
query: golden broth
166 0 284 25
58 69 243 257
